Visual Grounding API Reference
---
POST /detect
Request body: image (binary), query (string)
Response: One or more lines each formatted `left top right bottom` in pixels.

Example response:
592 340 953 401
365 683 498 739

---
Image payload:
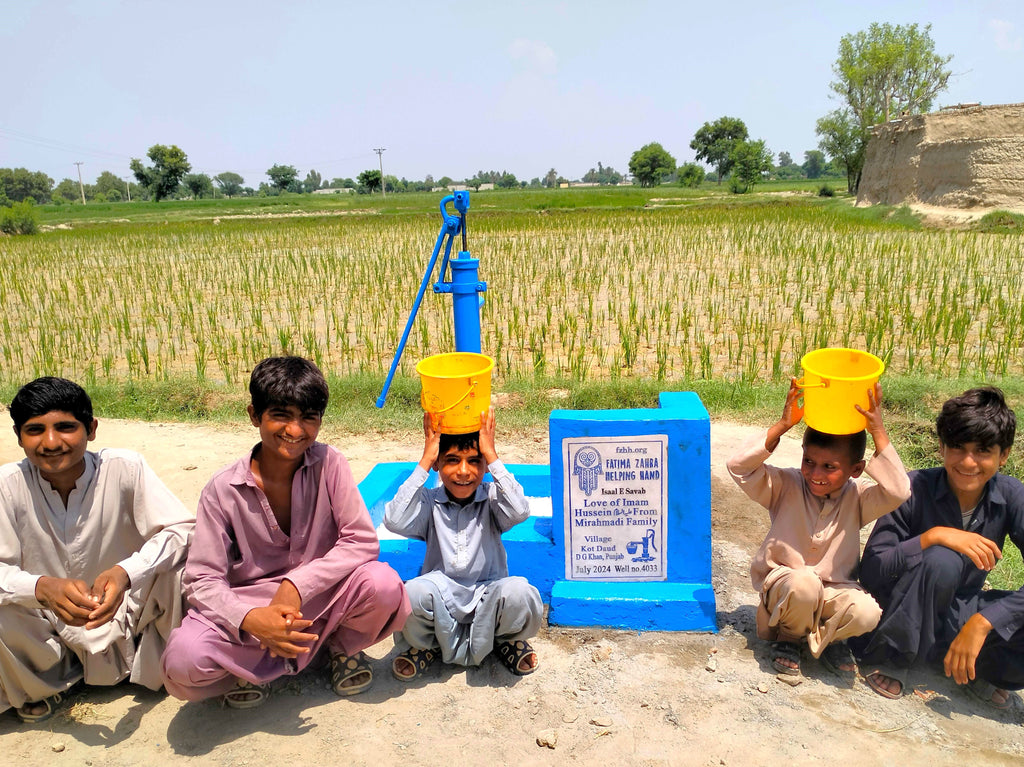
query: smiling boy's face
800 443 864 498
940 441 1009 507
436 444 485 505
17 410 97 487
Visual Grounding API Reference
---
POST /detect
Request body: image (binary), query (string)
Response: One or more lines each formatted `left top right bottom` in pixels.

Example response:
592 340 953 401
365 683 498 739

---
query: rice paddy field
5 190 1024 389
3 187 1023 584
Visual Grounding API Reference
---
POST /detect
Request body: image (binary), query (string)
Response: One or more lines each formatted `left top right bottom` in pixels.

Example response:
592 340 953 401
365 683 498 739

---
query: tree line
2 22 952 215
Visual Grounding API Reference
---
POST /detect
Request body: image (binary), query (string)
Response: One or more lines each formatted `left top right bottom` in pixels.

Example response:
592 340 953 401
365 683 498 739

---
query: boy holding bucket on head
384 391 543 680
853 387 1024 708
727 352 910 681
161 356 410 708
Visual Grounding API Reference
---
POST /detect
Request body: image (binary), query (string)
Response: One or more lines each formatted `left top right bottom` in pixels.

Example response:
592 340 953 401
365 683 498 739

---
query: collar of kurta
25 449 98 496
227 441 325 488
934 467 1003 510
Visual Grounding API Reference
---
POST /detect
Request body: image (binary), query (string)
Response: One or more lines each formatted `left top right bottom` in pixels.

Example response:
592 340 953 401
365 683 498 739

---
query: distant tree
529 177 541 188
0 167 55 204
802 149 827 180
214 172 245 197
93 170 125 200
677 163 705 188
582 162 623 185
330 177 356 189
496 172 518 189
286 179 303 194
777 151 794 167
628 143 676 187
303 169 322 193
690 117 748 184
543 168 558 188
818 22 952 193
383 174 401 193
53 178 80 202
130 144 191 201
438 176 453 189
266 164 299 192
729 140 773 193
105 188 122 202
815 110 866 192
183 172 214 199
358 169 382 193
774 164 805 180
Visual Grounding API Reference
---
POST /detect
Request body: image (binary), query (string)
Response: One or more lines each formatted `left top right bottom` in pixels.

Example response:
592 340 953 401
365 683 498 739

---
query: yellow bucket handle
422 379 477 414
794 376 829 390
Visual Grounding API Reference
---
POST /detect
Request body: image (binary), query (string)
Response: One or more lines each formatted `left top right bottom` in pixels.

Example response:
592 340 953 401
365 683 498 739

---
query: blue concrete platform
357 391 716 632
359 462 561 601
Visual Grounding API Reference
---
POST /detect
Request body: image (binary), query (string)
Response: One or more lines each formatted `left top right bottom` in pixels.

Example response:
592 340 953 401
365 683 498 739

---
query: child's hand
478 406 499 465
779 378 804 430
855 383 890 454
418 412 441 471
765 378 803 452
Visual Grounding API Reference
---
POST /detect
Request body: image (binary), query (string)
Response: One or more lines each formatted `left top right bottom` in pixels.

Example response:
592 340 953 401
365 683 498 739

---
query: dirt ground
0 412 1022 766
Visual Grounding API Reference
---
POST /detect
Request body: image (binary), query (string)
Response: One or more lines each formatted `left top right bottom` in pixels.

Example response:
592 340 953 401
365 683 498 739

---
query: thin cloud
508 38 558 76
990 19 1022 51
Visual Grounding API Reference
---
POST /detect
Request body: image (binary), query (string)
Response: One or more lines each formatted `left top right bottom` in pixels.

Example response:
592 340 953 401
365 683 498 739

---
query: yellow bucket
797 348 885 434
416 352 494 434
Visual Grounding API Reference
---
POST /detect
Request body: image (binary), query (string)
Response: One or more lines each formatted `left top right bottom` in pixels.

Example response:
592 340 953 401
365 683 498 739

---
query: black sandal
820 641 857 684
496 640 538 676
769 640 801 676
391 647 438 682
330 651 373 696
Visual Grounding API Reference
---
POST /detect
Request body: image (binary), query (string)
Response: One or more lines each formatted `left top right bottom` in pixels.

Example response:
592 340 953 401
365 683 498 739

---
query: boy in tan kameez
0 377 193 722
726 379 910 681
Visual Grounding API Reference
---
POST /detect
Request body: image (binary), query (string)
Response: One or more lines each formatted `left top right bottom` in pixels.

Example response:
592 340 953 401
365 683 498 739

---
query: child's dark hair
438 431 481 456
802 426 867 464
9 376 94 434
249 356 329 418
936 386 1016 451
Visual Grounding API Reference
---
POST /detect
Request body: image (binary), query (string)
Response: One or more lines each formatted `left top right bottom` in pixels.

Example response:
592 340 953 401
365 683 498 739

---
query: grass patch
976 210 1024 235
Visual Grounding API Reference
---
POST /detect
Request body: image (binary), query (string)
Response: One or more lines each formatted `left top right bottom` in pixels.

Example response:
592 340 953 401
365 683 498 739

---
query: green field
5 184 1023 586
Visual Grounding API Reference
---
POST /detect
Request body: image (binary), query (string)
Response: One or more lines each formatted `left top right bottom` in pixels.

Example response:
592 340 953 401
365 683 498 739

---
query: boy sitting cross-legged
727 379 911 681
161 356 410 707
384 407 543 681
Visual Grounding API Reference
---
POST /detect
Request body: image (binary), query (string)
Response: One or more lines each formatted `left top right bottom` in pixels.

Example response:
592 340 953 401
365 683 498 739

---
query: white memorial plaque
562 435 668 581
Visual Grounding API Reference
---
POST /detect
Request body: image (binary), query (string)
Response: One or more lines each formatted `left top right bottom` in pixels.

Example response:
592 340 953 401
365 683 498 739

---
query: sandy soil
0 412 1021 766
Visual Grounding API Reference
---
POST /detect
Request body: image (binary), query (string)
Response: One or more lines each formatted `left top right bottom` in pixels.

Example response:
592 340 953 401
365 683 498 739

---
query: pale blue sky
2 0 1021 187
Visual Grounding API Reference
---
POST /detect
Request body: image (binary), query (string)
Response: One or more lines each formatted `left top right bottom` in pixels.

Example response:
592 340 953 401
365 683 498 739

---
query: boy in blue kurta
384 407 543 680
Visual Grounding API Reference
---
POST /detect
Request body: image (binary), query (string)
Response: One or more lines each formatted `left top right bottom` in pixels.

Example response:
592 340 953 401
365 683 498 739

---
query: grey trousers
0 564 185 712
395 574 543 667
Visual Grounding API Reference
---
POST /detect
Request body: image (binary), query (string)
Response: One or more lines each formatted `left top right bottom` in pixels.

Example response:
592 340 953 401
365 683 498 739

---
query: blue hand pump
375 191 487 408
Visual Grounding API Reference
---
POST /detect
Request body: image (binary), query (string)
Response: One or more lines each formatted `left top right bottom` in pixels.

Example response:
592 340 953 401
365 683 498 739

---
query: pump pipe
376 193 483 408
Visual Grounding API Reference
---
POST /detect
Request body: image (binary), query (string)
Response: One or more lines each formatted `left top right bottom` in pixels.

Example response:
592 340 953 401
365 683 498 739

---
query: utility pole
74 162 86 204
124 177 131 202
374 147 386 200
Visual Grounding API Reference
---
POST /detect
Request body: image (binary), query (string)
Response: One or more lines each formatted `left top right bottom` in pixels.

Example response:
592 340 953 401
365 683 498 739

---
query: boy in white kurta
726 379 910 680
0 377 192 722
384 408 543 680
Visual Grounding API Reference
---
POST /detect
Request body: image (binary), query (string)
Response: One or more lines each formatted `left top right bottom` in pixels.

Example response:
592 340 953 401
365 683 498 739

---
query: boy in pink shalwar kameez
161 356 409 707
